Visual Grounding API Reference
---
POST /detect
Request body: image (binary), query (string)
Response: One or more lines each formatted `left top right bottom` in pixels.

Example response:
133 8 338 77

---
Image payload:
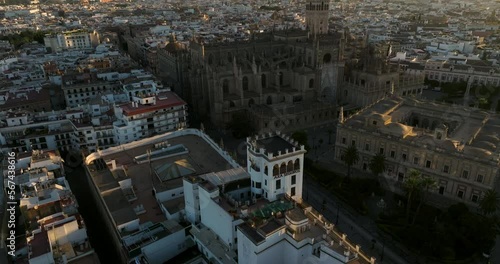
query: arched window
280 163 286 174
323 53 332 63
267 96 272 105
422 119 430 129
273 165 279 176
294 159 300 170
287 161 294 171
431 121 438 130
261 74 267 88
242 76 249 91
264 166 268 175
222 79 229 94
309 78 314 88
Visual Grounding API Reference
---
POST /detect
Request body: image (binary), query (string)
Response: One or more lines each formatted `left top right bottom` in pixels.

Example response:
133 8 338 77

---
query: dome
369 112 390 123
382 122 411 136
437 140 457 151
165 42 183 53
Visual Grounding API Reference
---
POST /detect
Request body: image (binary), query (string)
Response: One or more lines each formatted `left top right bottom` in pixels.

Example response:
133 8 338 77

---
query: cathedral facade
186 0 345 132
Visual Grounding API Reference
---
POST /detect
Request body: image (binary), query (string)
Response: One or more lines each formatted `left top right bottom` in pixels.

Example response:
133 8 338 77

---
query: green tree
291 131 309 150
411 176 437 225
369 153 386 177
343 145 359 178
404 169 423 225
479 190 500 215
226 112 255 139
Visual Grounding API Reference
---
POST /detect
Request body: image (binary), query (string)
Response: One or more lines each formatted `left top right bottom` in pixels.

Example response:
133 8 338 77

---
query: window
291 187 296 196
443 165 449 173
351 140 356 146
439 186 445 195
471 194 479 203
365 143 370 151
372 120 377 125
476 174 484 183
256 182 261 188
413 157 419 165
390 150 395 158
425 160 432 168
342 137 346 144
462 170 469 179
291 175 296 185
398 172 404 182
457 190 464 199
276 179 281 189
402 154 407 161
264 180 267 186
379 148 384 155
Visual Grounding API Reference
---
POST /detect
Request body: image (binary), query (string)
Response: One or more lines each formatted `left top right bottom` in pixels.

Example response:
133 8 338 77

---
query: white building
113 91 188 144
247 133 306 202
12 150 99 264
44 30 99 52
184 131 375 264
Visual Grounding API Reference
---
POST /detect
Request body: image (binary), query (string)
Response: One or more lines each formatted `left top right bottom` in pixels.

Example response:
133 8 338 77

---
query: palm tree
479 190 500 216
411 176 437 225
369 153 386 177
343 145 359 178
404 169 423 225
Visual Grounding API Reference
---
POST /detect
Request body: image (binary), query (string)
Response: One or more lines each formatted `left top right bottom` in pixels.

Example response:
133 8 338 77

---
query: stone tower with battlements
305 0 330 36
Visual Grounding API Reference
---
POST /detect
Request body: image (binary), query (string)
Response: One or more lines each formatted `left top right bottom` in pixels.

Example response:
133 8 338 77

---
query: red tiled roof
120 91 186 116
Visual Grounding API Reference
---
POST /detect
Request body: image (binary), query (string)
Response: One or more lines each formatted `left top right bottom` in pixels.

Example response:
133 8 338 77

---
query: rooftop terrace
86 133 235 229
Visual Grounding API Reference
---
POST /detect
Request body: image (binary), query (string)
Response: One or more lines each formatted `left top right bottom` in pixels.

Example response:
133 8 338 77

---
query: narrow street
303 176 414 264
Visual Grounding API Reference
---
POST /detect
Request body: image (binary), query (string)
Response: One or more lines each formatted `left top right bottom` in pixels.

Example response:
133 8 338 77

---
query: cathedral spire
339 106 344 124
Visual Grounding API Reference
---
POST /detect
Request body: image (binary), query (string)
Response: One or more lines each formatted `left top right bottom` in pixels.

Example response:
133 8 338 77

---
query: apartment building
113 91 188 145
44 30 100 52
6 150 99 263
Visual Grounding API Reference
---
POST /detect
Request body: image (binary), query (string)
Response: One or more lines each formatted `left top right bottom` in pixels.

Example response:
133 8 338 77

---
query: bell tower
305 0 330 35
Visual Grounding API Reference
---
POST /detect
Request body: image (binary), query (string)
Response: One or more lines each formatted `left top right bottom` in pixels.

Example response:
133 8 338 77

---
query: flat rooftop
120 91 186 116
255 136 296 156
87 134 234 228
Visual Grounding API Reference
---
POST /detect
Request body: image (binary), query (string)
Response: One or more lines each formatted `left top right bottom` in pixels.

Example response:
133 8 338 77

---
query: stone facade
170 0 345 132
335 97 500 207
